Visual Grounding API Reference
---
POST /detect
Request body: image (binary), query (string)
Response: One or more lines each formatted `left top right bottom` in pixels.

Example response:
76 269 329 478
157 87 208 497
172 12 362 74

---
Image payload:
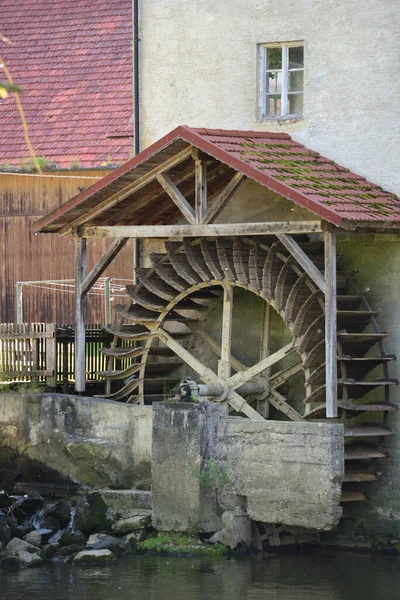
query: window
258 42 304 119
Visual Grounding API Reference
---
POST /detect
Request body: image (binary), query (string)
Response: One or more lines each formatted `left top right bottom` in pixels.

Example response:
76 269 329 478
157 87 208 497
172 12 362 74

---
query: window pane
289 46 304 69
266 94 281 116
267 47 282 70
288 93 303 115
266 71 282 94
288 70 303 92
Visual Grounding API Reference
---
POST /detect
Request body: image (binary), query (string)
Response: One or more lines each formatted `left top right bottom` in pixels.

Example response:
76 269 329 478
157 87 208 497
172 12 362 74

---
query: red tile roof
34 125 400 233
0 0 133 169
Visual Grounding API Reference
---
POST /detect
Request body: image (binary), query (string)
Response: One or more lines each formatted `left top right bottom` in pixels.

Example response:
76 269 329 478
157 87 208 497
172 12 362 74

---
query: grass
137 533 228 557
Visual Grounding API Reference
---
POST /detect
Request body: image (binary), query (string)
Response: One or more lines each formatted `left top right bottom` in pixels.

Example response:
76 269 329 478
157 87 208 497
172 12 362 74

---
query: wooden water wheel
100 236 397 504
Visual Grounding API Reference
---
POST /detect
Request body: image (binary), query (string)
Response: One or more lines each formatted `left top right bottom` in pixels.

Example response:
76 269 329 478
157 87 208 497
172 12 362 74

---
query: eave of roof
33 125 400 233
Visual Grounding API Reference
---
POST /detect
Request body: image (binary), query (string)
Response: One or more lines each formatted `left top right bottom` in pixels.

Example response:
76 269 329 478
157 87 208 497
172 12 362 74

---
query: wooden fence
0 323 116 388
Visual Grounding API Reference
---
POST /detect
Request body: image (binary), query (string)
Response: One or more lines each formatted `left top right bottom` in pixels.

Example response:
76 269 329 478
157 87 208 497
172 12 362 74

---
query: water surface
1 551 399 600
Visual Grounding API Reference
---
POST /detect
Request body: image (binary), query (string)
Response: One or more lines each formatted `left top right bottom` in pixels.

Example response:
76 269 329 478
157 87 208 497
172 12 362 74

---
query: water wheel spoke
228 342 294 390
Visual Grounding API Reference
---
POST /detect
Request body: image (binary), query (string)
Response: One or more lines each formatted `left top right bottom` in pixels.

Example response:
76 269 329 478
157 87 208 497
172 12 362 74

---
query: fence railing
0 323 115 387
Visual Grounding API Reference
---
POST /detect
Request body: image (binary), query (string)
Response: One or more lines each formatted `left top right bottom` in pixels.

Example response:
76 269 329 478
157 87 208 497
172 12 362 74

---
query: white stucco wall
140 0 400 195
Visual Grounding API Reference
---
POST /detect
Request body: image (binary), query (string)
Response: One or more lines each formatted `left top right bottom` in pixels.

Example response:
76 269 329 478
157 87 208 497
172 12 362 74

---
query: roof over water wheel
1 0 133 169
33 126 400 234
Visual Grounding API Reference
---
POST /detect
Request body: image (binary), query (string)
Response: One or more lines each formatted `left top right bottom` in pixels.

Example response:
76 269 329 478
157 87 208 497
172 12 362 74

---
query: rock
23 530 42 548
87 533 128 556
40 543 60 560
3 549 43 568
0 490 14 509
6 516 19 538
16 524 32 538
72 549 116 565
58 529 85 547
53 544 84 558
38 516 61 531
0 521 11 545
123 531 144 550
47 501 72 528
112 513 151 535
1 555 23 571
74 494 111 534
11 491 43 519
5 537 41 556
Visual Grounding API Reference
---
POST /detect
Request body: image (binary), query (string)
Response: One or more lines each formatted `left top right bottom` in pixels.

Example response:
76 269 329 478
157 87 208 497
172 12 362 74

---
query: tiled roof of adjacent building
34 125 400 233
0 0 133 169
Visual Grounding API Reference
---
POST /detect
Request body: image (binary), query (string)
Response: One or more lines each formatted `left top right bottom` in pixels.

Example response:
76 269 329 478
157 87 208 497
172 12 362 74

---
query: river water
1 551 399 600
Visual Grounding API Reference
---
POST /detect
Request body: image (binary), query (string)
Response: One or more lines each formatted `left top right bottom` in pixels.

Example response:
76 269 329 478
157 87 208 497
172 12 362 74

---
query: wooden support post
324 228 338 418
45 323 57 388
104 277 111 325
195 158 207 223
218 284 233 380
75 237 87 392
16 282 23 325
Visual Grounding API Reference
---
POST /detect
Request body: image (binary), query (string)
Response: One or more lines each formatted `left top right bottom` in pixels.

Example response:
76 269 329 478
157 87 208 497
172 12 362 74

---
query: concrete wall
0 393 152 489
151 403 344 532
219 417 344 530
140 0 400 195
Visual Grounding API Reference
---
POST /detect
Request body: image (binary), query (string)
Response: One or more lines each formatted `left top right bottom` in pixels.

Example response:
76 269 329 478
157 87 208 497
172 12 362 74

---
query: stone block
152 402 221 533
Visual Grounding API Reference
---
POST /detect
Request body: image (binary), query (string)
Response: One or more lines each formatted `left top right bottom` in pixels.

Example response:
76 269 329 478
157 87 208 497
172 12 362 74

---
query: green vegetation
138 533 227 557
189 458 230 488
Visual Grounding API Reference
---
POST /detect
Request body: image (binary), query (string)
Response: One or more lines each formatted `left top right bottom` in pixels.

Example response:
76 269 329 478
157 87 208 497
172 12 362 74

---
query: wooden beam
204 173 245 224
80 238 128 296
324 228 338 418
82 221 322 239
156 173 196 224
276 234 326 293
59 146 193 235
194 159 207 223
75 237 87 392
186 322 245 372
228 342 294 390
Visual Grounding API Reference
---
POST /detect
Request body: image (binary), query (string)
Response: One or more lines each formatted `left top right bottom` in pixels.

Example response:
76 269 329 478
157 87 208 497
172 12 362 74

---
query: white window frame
258 41 304 120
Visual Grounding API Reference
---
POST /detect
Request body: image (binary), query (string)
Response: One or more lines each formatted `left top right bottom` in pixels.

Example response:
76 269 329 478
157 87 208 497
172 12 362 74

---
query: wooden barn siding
0 170 134 323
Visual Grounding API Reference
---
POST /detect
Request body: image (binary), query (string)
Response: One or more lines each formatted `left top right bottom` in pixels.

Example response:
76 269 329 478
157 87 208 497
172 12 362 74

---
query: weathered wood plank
204 173 245 224
75 237 87 392
276 234 326 293
194 158 207 224
82 221 323 238
156 173 196 224
80 238 128 296
218 284 233 379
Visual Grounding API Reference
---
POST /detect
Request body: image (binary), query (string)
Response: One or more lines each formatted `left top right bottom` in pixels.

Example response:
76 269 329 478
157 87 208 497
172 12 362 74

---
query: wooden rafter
204 172 246 224
156 173 196 224
276 233 326 293
59 146 194 235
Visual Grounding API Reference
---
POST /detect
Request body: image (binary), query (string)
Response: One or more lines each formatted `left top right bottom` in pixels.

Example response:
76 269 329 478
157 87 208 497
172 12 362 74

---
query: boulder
46 500 72 528
53 544 84 558
74 493 111 534
58 529 85 548
123 531 144 550
72 549 116 565
1 549 43 568
23 530 42 548
0 521 11 545
40 543 60 560
37 516 61 531
112 513 151 535
10 491 43 519
87 533 128 556
0 491 14 510
5 537 41 556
